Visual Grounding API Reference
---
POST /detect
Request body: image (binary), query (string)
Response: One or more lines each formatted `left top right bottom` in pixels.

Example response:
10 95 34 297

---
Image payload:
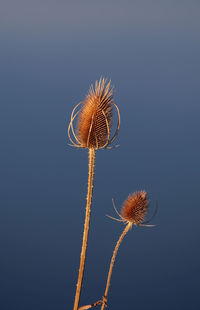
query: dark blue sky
1 1 200 309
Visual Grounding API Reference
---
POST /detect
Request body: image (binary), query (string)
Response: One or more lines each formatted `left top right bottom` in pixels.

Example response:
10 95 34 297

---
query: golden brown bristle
121 191 149 225
76 78 113 149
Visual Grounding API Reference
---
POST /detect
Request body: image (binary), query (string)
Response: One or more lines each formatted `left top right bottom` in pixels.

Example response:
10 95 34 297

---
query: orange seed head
121 191 149 225
76 78 114 149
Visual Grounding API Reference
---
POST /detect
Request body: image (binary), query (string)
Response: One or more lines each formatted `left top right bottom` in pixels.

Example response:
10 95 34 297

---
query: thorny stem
73 148 96 310
101 222 132 310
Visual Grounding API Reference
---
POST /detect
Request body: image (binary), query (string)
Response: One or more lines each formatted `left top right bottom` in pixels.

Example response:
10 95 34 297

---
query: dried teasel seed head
68 77 120 149
121 191 149 225
76 78 113 149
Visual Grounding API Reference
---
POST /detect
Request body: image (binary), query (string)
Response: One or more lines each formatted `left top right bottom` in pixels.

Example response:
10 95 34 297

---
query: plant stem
101 222 132 310
73 148 96 310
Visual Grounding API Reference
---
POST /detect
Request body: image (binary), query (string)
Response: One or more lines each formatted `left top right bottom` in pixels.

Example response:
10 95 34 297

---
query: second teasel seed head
121 191 149 225
68 78 120 149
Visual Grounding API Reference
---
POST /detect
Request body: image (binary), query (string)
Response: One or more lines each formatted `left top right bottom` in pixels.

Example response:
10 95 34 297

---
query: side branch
78 300 102 310
101 222 132 310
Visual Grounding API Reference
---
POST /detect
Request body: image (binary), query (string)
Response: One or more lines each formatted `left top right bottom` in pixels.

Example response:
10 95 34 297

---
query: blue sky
1 1 200 309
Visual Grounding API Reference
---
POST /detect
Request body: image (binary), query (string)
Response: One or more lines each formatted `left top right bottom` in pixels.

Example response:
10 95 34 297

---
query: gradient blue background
1 0 200 309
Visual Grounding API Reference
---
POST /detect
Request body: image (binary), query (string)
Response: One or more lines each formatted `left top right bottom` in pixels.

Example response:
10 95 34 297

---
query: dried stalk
73 148 96 310
101 222 132 310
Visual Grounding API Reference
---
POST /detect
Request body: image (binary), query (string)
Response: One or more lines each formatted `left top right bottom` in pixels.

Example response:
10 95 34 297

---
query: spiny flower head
77 78 113 148
121 191 149 225
68 78 120 149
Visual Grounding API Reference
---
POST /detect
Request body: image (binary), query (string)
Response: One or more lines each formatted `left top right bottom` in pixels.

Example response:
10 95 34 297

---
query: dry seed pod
108 191 156 227
68 78 120 149
121 191 149 225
